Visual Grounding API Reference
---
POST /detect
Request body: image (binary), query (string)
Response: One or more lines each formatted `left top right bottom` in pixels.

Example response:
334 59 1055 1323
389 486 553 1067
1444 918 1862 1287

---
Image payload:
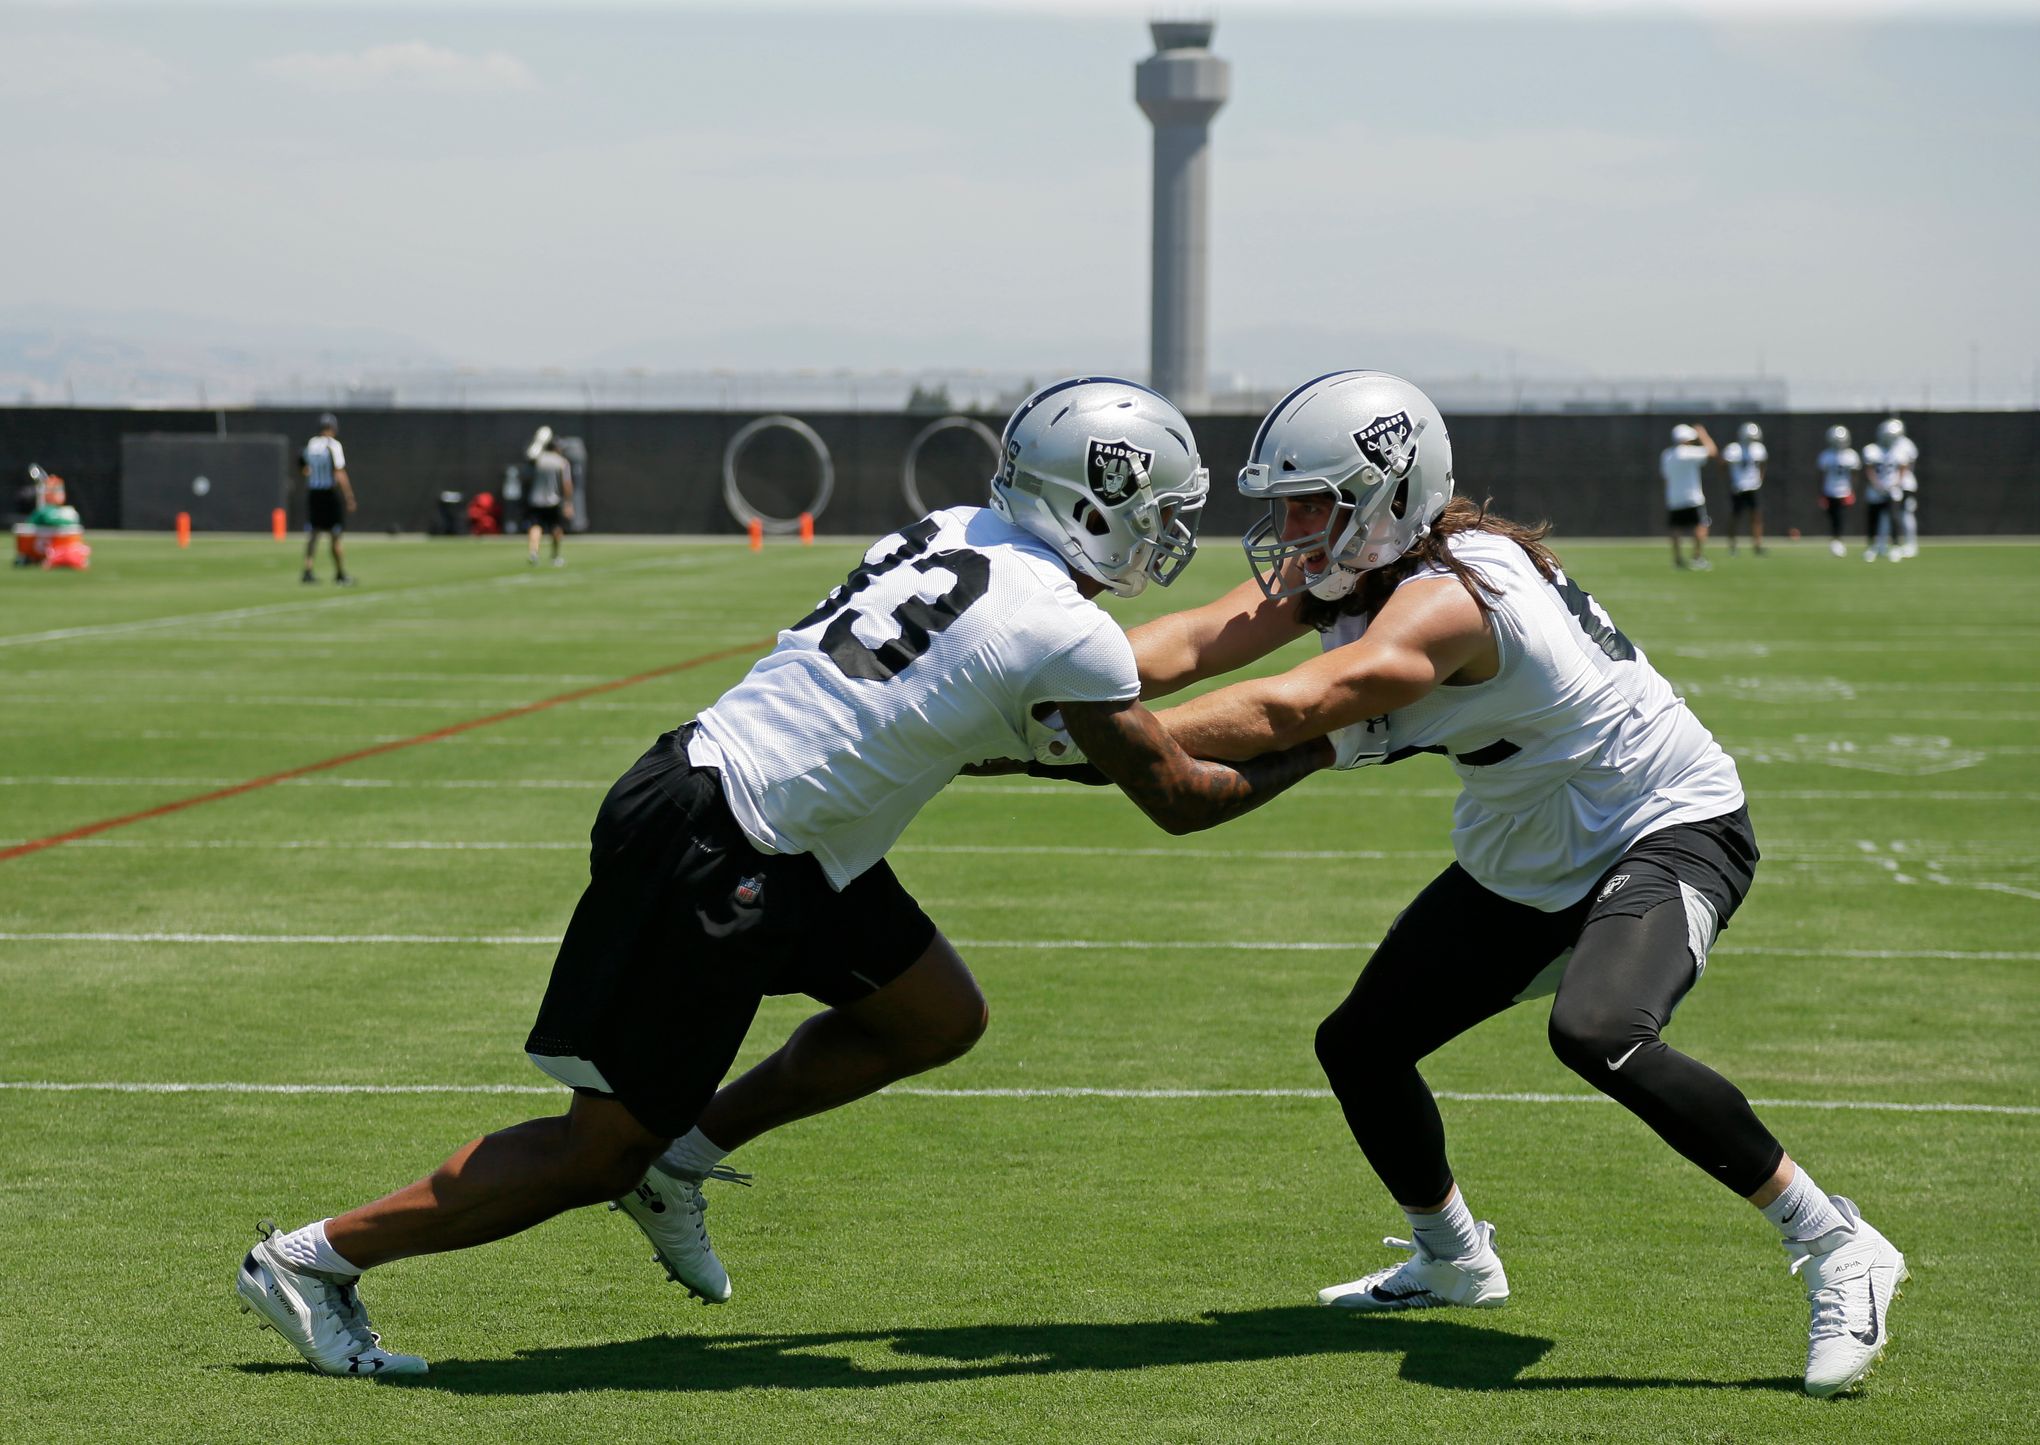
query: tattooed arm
1057 696 1330 836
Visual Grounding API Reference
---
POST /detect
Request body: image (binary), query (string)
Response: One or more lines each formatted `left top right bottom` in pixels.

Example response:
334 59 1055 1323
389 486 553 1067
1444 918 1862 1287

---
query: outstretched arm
1156 575 1493 762
1125 575 1309 700
1058 696 1328 836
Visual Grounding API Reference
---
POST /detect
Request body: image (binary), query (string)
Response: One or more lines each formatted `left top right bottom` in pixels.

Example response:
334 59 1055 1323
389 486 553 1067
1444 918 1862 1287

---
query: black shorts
306 490 344 532
523 503 563 531
524 725 937 1138
1381 805 1760 1005
1665 505 1708 530
1729 490 1760 516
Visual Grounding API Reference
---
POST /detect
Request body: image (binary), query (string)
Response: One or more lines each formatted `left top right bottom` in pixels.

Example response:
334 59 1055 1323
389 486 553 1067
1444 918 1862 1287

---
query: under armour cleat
611 1164 750 1303
1317 1219 1511 1311
234 1221 427 1378
1788 1196 1908 1397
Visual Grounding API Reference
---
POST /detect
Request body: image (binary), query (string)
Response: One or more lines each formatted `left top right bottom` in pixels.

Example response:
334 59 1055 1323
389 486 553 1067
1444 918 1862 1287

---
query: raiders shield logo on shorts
1085 437 1154 506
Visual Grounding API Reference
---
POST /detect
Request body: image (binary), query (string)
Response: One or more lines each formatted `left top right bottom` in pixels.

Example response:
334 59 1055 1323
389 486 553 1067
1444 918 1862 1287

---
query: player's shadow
378 1307 1799 1396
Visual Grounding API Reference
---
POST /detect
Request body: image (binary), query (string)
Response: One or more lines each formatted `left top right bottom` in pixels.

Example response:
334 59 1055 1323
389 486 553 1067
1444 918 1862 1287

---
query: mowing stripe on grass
0 638 770 865
0 550 722 650
3 837 2033 870
0 1079 2031 1117
2 929 2035 963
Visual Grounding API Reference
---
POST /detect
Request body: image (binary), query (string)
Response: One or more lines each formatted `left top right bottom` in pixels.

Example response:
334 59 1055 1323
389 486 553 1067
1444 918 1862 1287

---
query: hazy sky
6 1 2038 400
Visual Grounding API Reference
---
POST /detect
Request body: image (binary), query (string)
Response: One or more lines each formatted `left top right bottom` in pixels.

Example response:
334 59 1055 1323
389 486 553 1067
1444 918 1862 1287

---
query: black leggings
1316 830 1783 1205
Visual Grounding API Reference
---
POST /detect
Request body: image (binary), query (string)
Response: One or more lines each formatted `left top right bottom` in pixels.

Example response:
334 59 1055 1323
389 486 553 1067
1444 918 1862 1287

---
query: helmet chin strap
1306 563 1362 602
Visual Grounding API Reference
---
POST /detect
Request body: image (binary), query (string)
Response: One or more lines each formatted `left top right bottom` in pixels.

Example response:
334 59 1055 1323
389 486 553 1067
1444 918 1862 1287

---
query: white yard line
0 1078 2029 1117
23 777 2009 800
2 929 2035 962
0 552 727 651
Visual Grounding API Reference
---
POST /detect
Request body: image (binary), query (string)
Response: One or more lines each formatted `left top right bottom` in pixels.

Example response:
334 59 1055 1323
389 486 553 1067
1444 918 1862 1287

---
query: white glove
1024 707 1088 766
1327 715 1391 770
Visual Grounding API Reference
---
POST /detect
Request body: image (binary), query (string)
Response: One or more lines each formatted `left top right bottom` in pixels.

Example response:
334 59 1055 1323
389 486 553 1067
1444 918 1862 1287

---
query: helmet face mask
990 377 1209 598
1238 371 1453 602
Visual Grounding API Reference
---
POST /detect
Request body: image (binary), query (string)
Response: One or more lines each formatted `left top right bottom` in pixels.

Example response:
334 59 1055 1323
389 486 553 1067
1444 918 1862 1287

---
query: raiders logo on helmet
1352 411 1419 480
1085 437 1154 505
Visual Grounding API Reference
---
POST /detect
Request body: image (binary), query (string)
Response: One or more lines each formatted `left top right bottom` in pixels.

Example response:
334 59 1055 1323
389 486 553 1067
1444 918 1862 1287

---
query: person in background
526 437 575 567
1660 423 1718 570
1872 418 1920 560
1719 422 1768 556
301 413 357 586
1858 424 1899 563
1815 426 1859 558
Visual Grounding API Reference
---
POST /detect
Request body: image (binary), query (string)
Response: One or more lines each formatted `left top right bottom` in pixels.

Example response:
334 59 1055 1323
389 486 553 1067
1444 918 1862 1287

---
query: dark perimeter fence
4 406 2035 541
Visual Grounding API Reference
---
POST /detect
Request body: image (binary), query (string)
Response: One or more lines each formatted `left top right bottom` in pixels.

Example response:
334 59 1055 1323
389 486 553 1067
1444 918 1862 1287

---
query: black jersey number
793 517 992 682
1553 574 1636 662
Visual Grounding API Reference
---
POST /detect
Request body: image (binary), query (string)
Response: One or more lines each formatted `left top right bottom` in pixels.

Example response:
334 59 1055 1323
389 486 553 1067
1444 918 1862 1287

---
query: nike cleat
234 1222 427 1378
611 1164 750 1303
1317 1220 1510 1311
1788 1196 1908 1397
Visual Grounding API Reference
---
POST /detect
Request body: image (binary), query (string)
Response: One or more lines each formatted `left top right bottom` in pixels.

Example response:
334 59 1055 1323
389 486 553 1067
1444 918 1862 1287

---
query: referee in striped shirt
301 413 357 585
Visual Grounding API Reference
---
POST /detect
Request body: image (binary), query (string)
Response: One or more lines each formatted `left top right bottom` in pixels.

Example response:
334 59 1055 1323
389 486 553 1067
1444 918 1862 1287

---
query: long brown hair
1296 496 1562 632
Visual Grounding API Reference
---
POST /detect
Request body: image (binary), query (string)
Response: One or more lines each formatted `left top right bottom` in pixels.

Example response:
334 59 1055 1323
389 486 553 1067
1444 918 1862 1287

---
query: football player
1125 371 1906 1397
1659 422 1718 570
1858 420 1913 562
234 378 1332 1377
1720 421 1769 556
1875 418 1920 559
1816 425 1860 557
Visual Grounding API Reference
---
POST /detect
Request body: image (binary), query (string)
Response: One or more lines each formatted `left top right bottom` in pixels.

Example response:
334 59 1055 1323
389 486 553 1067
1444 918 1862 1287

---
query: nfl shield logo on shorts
734 875 764 906
1085 437 1154 505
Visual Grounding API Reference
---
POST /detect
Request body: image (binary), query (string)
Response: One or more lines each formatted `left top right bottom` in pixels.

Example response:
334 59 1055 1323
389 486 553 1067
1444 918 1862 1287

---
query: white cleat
1317 1220 1511 1311
611 1164 749 1303
1788 1196 1908 1398
1829 539 1847 558
234 1223 427 1378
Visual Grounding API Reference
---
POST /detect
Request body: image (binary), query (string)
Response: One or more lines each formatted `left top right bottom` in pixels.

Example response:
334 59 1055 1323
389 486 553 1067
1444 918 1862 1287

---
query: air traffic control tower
1136 19 1229 412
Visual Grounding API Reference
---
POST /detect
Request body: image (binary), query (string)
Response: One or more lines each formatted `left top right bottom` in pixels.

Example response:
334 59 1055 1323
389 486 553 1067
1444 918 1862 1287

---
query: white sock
1761 1165 1845 1243
656 1126 730 1182
275 1218 363 1278
1405 1186 1481 1260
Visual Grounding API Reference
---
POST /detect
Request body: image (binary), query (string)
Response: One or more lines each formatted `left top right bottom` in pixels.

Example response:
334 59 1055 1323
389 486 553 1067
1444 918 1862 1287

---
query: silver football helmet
989 377 1207 598
1738 422 1763 445
1238 371 1454 601
1826 425 1852 448
1670 423 1699 445
1878 417 1906 445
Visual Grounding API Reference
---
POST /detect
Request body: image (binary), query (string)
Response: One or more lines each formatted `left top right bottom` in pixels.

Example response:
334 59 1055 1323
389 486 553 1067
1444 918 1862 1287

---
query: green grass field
3 530 2037 1442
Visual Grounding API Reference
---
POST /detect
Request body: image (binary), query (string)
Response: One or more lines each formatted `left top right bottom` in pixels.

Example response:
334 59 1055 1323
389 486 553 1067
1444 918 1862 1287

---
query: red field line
0 638 771 864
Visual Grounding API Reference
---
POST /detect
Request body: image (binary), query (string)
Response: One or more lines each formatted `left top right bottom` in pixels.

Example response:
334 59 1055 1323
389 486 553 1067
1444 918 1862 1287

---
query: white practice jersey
1817 447 1860 499
1323 532 1745 911
689 506 1139 889
1870 436 1918 497
1721 440 1768 494
303 436 346 490
1660 445 1710 510
1860 443 1897 503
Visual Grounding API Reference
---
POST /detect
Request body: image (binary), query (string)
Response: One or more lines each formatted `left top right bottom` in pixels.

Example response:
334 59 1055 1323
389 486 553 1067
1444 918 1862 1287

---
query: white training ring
901 415 1001 519
722 415 834 534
